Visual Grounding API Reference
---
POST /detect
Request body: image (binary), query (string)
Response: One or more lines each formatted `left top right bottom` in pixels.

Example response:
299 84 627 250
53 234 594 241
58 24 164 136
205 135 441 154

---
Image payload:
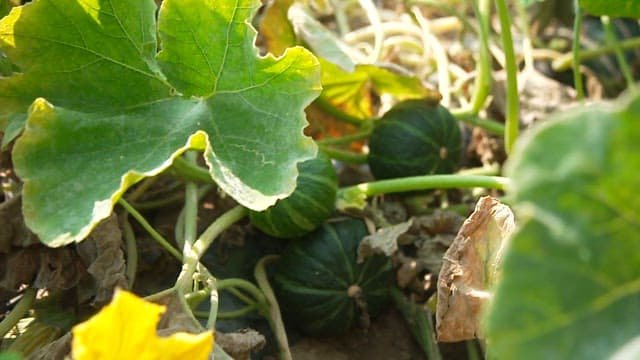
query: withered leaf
436 196 515 342
216 329 266 360
357 218 412 263
76 214 127 307
33 247 85 291
0 195 37 252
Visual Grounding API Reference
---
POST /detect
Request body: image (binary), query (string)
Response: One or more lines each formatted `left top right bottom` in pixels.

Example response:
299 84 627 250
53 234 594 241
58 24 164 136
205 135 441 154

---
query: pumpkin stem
348 284 372 329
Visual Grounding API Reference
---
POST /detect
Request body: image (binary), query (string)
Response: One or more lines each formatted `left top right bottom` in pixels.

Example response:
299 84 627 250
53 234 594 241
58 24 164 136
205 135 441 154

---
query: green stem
451 111 505 136
118 198 182 261
572 0 585 100
176 205 248 292
495 0 519 154
0 287 36 338
144 287 177 302
601 16 637 92
185 289 211 308
255 255 292 360
126 176 159 203
194 303 259 320
316 126 373 146
314 96 368 127
175 151 201 293
175 184 214 249
217 278 268 306
215 304 259 319
469 0 492 113
130 192 185 210
552 36 640 71
390 287 441 360
171 156 215 184
319 145 368 164
182 152 199 249
223 286 258 308
337 175 510 209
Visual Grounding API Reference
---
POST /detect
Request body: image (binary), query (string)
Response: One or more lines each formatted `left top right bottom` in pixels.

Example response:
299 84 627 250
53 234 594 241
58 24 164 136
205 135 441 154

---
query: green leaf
2 0 320 246
485 92 640 359
579 0 640 18
0 0 9 19
0 0 171 119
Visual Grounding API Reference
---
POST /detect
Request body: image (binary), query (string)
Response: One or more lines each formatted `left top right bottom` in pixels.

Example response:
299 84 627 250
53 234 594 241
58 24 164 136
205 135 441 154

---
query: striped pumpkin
249 151 337 238
368 100 462 180
272 218 393 336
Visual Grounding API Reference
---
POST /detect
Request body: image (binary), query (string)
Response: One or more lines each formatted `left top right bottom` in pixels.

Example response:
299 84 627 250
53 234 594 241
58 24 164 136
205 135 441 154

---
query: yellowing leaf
72 289 212 360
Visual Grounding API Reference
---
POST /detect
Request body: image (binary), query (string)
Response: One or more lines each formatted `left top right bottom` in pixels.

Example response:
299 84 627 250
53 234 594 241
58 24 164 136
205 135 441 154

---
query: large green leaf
1 0 320 246
485 93 640 358
579 0 640 18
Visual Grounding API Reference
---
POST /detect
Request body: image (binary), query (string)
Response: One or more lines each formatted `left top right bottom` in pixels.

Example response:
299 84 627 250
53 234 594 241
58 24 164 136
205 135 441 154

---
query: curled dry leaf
155 292 203 336
33 247 85 291
76 214 127 307
0 247 40 294
436 196 515 342
215 329 266 360
357 218 412 263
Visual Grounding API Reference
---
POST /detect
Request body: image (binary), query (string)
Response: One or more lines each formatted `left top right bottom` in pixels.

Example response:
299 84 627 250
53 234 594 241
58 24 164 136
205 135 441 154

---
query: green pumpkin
368 100 463 180
272 218 393 336
249 151 337 238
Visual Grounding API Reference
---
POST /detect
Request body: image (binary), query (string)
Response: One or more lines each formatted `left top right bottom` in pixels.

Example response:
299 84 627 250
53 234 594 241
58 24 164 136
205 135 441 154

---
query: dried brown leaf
436 196 515 342
33 247 85 291
216 329 266 360
155 291 202 336
0 247 40 292
357 218 412 263
75 214 127 307
0 195 37 252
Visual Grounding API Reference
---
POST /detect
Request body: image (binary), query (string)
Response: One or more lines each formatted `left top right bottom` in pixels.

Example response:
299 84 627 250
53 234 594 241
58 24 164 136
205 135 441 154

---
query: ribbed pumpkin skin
272 218 393 337
368 100 462 180
249 151 338 238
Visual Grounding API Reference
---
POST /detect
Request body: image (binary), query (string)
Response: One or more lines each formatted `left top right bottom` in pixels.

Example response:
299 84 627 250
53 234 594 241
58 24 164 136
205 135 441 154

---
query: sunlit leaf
72 289 213 360
579 0 640 18
1 0 320 246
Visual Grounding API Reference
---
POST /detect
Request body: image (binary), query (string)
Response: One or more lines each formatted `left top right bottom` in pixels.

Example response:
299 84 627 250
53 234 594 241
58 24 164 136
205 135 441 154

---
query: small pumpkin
249 151 337 238
272 218 393 336
367 99 463 180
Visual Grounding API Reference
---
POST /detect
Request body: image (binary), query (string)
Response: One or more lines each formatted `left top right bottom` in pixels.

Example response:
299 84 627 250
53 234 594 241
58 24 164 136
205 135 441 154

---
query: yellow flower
72 289 212 360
